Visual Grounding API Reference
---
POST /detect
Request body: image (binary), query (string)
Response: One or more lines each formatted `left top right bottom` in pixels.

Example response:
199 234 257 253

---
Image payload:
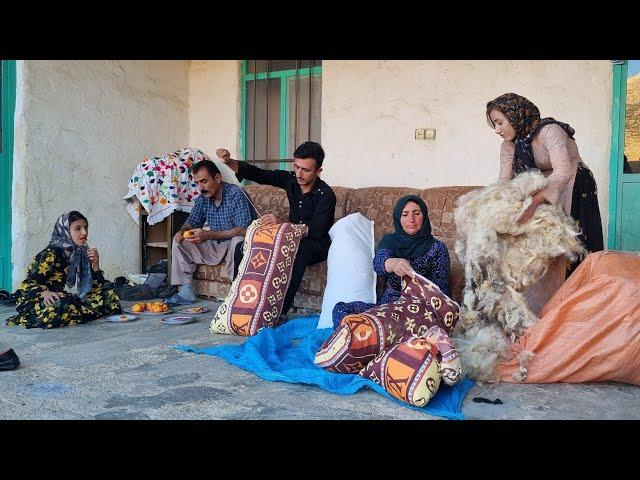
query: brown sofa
193 184 480 310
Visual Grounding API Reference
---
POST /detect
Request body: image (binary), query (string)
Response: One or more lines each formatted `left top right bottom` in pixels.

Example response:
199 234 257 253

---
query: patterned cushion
360 324 462 406
420 325 462 386
210 219 308 336
402 273 460 333
360 335 442 407
314 274 460 373
314 313 400 373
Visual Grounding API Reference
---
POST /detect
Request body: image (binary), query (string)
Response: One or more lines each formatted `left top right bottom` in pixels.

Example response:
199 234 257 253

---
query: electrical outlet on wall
415 128 436 140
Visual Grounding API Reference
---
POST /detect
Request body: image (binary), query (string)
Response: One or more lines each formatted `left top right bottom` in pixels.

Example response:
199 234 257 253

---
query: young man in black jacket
217 142 336 320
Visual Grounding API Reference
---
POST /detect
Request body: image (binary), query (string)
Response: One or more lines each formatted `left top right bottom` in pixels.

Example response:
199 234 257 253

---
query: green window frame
240 60 322 170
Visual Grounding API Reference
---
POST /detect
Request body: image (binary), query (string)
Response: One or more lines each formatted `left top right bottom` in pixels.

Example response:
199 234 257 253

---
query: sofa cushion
245 184 291 221
345 187 422 246
297 261 327 297
194 263 228 283
421 186 480 240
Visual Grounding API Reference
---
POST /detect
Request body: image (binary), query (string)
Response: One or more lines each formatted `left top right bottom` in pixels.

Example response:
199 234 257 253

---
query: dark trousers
234 237 328 315
568 162 604 276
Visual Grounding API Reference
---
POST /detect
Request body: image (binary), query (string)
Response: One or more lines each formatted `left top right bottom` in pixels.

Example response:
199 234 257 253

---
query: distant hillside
625 73 640 161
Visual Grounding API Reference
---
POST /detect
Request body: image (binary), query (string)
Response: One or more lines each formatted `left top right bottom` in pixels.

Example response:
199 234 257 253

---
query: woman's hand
87 248 100 271
385 258 415 278
518 191 548 225
41 290 65 306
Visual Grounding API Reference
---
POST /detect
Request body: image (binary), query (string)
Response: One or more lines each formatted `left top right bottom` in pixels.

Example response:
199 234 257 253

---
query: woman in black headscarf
331 195 451 328
6 211 121 329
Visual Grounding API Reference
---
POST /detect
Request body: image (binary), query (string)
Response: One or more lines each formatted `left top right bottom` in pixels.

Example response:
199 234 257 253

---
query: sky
629 60 640 78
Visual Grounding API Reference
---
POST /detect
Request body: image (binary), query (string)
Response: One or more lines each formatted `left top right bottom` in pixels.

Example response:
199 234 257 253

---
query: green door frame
0 60 16 291
240 60 322 170
608 60 626 249
607 60 640 250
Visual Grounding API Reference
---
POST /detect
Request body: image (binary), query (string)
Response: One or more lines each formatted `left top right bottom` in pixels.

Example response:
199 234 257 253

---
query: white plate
178 306 210 315
123 307 173 316
162 316 196 325
106 314 138 323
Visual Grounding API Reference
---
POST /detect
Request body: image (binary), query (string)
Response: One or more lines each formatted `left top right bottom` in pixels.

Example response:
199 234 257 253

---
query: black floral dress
6 247 121 329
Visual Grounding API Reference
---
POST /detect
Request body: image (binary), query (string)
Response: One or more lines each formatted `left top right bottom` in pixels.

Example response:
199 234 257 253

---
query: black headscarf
377 195 435 259
486 93 575 176
48 212 93 299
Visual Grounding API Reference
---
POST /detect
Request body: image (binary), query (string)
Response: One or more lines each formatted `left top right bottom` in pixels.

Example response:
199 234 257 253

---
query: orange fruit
131 303 144 313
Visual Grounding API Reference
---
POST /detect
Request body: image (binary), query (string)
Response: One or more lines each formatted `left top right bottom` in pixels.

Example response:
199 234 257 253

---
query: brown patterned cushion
345 187 422 246
314 273 460 373
314 313 393 373
210 220 308 336
194 263 228 283
298 261 327 297
360 335 442 407
245 185 290 220
360 324 462 406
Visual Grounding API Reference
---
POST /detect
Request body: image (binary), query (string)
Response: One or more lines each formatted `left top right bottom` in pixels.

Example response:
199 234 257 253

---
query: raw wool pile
452 170 586 382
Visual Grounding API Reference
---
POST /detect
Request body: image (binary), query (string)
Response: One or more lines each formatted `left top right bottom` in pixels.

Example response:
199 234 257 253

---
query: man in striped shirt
166 160 256 306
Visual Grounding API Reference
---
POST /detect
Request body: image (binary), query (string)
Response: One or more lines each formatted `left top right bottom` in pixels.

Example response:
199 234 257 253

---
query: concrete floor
1 299 639 420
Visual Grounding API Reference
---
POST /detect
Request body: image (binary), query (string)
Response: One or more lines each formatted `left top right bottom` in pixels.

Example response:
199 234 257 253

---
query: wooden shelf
140 210 189 283
146 242 168 248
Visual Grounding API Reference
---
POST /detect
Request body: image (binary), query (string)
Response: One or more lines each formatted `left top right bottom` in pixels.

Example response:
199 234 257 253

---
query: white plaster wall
12 60 190 288
321 60 612 241
189 60 241 158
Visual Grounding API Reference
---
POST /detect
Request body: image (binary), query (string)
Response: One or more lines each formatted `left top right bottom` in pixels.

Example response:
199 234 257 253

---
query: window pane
269 60 298 71
286 74 322 158
624 60 640 173
245 78 281 163
246 60 269 74
246 60 322 74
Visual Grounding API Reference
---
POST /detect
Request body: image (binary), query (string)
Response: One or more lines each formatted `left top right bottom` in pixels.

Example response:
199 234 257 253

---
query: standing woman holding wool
486 92 604 314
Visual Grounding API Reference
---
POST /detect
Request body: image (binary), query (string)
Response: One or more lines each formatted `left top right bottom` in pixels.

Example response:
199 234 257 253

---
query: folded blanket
124 147 206 225
176 315 474 419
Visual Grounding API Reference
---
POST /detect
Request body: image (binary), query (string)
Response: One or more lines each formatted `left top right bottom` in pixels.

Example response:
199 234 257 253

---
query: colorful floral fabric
124 147 206 225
